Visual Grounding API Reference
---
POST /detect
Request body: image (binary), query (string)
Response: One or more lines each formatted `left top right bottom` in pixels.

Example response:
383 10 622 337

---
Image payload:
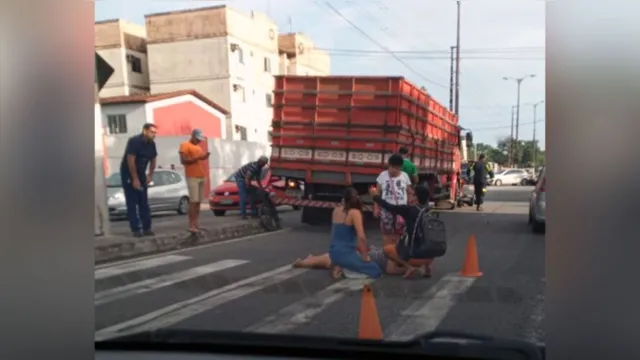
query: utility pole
453 1 461 116
95 53 114 236
509 105 515 166
503 74 536 167
449 46 455 111
532 100 544 170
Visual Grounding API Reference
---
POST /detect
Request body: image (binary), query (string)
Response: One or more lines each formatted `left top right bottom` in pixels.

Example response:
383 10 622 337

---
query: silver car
528 167 546 233
106 169 190 218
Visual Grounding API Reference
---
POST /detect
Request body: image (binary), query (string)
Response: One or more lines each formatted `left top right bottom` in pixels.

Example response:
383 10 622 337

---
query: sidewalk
95 214 264 264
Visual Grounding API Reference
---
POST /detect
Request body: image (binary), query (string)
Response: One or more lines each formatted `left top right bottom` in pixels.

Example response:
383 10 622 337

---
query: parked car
492 168 528 186
209 166 301 217
528 167 546 233
106 169 190 218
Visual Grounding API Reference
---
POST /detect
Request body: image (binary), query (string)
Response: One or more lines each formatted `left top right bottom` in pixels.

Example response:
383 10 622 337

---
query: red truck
268 75 471 225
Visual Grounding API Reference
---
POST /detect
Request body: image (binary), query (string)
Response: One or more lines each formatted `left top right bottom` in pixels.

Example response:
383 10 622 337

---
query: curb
95 221 265 264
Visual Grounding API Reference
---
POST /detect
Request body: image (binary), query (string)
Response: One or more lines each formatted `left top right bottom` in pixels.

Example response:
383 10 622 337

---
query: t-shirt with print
376 170 411 205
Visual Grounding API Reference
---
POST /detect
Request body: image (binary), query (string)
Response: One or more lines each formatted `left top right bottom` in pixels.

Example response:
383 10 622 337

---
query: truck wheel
301 206 322 225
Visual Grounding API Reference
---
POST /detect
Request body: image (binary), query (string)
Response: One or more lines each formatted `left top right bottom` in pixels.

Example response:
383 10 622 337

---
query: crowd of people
293 147 445 280
118 125 466 280
117 124 269 236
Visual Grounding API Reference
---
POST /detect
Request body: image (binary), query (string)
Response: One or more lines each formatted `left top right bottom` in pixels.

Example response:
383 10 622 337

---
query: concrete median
95 218 265 264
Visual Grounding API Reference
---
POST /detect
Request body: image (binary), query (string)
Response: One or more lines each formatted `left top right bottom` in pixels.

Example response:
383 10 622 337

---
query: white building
278 33 330 76
144 5 280 145
95 19 151 97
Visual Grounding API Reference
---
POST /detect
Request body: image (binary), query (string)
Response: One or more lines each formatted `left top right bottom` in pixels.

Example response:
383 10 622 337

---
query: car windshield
93 2 546 355
105 172 122 187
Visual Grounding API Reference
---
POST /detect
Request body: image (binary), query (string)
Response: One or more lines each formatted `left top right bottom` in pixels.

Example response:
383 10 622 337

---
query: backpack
405 207 447 259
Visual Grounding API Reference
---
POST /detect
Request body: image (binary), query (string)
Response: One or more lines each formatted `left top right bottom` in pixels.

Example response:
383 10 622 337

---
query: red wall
153 100 223 198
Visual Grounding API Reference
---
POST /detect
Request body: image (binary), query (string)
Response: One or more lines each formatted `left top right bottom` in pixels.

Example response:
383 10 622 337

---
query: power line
473 119 544 132
324 53 544 60
316 47 545 54
321 1 448 89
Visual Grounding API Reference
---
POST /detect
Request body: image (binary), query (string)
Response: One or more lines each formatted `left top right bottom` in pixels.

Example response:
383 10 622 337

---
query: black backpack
404 207 447 259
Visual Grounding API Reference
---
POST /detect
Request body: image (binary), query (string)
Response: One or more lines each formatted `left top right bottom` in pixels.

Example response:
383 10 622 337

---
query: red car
209 167 300 216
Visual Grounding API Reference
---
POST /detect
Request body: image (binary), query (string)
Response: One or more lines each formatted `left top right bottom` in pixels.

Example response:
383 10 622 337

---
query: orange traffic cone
358 284 383 340
460 234 483 277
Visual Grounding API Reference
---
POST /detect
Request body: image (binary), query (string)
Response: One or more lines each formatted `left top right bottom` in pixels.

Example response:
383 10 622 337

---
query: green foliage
467 136 544 167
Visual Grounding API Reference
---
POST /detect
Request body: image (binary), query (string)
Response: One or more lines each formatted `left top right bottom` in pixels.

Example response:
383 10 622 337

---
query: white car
528 167 546 233
492 168 529 186
106 169 191 218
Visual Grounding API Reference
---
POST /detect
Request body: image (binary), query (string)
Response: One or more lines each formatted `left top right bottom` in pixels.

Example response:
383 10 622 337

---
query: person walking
232 156 269 219
466 154 494 211
179 129 210 233
120 123 158 237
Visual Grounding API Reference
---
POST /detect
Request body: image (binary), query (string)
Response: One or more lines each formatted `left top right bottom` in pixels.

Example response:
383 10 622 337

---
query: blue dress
328 222 383 279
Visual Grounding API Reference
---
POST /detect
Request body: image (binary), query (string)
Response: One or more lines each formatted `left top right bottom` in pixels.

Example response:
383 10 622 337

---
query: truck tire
301 206 321 225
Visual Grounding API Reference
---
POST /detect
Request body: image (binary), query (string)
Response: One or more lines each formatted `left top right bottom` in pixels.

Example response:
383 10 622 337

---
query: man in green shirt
398 147 418 185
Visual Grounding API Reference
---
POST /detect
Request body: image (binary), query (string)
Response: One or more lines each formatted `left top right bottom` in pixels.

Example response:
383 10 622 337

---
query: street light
503 74 536 166
532 100 544 170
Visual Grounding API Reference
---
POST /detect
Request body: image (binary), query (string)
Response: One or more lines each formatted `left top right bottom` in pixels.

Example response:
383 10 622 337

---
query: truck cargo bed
270 75 460 184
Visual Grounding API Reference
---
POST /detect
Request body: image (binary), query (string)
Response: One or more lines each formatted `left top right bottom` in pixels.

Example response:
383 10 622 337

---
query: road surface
96 186 544 344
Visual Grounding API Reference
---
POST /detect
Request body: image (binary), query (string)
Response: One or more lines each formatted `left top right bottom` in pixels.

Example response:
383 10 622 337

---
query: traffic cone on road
460 234 483 277
358 284 383 340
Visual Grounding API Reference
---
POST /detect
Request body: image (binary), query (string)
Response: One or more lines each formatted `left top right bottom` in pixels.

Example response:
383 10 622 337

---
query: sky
95 0 545 149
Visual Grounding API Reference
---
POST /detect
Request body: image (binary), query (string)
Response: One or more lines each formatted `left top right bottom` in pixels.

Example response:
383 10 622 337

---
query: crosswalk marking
95 255 488 342
95 265 308 341
95 255 191 280
385 274 477 341
95 259 249 306
246 278 376 334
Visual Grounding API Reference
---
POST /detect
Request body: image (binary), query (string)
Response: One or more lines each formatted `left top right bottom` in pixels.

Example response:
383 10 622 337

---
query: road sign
95 52 114 92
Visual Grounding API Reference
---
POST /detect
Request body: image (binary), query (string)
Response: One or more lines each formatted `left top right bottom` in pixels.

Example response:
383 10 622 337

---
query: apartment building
278 33 331 76
95 19 151 97
144 5 280 145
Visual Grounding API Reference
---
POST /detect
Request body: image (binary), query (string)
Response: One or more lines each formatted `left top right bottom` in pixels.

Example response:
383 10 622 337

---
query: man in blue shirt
232 156 269 219
120 123 158 236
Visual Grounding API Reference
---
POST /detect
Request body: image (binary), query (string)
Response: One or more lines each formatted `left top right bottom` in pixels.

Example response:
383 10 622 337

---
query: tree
467 137 544 167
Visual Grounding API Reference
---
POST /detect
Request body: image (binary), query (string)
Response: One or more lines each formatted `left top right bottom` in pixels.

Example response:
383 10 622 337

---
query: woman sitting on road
323 187 383 279
292 246 409 276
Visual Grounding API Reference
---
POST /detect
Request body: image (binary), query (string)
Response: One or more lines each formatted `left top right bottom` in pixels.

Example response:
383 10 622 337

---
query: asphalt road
95 186 544 345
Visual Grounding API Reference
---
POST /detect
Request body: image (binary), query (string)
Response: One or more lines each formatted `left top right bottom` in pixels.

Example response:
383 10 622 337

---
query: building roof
100 90 230 115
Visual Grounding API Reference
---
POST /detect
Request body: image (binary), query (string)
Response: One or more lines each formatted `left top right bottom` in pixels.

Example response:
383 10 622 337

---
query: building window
264 57 271 73
128 55 142 74
107 114 127 134
265 93 273 107
237 48 244 64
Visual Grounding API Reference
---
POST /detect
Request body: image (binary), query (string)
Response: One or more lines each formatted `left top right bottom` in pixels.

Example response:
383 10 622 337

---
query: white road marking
95 259 249 305
95 228 291 270
95 265 307 341
95 255 191 280
385 274 477 341
246 278 375 333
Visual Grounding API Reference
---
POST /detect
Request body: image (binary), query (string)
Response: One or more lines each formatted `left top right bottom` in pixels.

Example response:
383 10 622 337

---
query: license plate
285 189 302 198
220 200 234 205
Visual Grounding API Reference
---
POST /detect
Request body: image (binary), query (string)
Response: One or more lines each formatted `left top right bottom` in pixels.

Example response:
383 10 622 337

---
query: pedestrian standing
374 154 413 247
179 129 210 233
120 123 158 237
232 156 269 220
398 146 418 185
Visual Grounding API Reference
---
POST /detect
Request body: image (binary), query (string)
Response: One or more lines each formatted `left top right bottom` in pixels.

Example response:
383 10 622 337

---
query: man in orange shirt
179 129 210 233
